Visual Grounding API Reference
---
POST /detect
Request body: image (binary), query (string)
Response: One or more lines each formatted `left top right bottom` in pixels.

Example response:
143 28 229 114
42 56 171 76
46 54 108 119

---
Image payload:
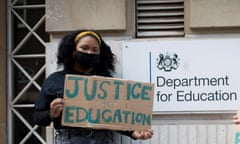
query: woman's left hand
132 129 154 140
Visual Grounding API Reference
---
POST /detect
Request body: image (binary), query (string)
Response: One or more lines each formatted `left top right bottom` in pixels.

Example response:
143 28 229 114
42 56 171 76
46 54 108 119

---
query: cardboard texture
233 108 240 144
61 74 154 131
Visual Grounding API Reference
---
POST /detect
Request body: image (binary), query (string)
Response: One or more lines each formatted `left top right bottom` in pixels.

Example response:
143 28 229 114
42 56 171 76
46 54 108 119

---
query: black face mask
73 51 100 69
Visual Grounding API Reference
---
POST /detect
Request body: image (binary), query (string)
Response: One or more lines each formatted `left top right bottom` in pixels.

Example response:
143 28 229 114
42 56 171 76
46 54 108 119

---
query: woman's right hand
49 98 64 119
233 114 240 124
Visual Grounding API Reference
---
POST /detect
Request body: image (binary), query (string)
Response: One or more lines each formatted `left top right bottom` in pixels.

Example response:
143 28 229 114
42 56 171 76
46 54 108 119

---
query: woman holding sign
33 30 153 144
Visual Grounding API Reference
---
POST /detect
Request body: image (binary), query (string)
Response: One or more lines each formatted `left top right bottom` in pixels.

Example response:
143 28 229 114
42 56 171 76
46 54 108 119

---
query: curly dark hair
57 30 116 77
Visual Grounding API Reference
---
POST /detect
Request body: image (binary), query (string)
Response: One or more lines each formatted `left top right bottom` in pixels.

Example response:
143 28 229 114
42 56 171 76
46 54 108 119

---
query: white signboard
123 38 240 112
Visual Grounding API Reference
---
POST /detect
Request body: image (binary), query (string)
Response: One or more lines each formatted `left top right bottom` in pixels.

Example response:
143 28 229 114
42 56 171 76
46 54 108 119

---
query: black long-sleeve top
33 70 134 137
33 70 66 128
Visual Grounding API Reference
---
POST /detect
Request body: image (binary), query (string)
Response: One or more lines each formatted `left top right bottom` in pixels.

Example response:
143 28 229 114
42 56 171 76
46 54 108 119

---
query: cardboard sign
233 127 240 144
233 108 240 144
61 74 154 131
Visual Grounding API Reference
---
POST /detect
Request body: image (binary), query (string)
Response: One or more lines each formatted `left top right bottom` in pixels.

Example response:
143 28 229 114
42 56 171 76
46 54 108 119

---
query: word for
64 106 151 126
156 90 237 102
156 75 230 89
65 76 152 101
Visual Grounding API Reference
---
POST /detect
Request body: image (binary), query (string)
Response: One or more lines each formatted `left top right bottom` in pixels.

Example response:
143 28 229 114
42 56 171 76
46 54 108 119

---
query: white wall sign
123 38 240 112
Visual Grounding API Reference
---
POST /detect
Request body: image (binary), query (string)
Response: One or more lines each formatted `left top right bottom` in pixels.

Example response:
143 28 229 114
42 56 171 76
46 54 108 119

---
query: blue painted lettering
65 77 87 98
113 80 124 100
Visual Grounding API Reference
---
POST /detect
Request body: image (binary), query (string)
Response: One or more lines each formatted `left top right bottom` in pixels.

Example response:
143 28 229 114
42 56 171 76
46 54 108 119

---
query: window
8 0 49 143
136 0 184 37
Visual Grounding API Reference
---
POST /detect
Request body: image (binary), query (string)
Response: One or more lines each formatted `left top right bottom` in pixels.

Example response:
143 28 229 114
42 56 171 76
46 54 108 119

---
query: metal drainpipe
7 0 13 143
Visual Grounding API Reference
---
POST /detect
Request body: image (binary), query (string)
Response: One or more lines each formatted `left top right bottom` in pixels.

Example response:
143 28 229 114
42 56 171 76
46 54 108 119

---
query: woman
33 30 153 144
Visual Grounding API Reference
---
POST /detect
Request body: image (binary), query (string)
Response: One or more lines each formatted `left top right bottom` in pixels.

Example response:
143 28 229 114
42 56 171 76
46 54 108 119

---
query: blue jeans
55 129 113 144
